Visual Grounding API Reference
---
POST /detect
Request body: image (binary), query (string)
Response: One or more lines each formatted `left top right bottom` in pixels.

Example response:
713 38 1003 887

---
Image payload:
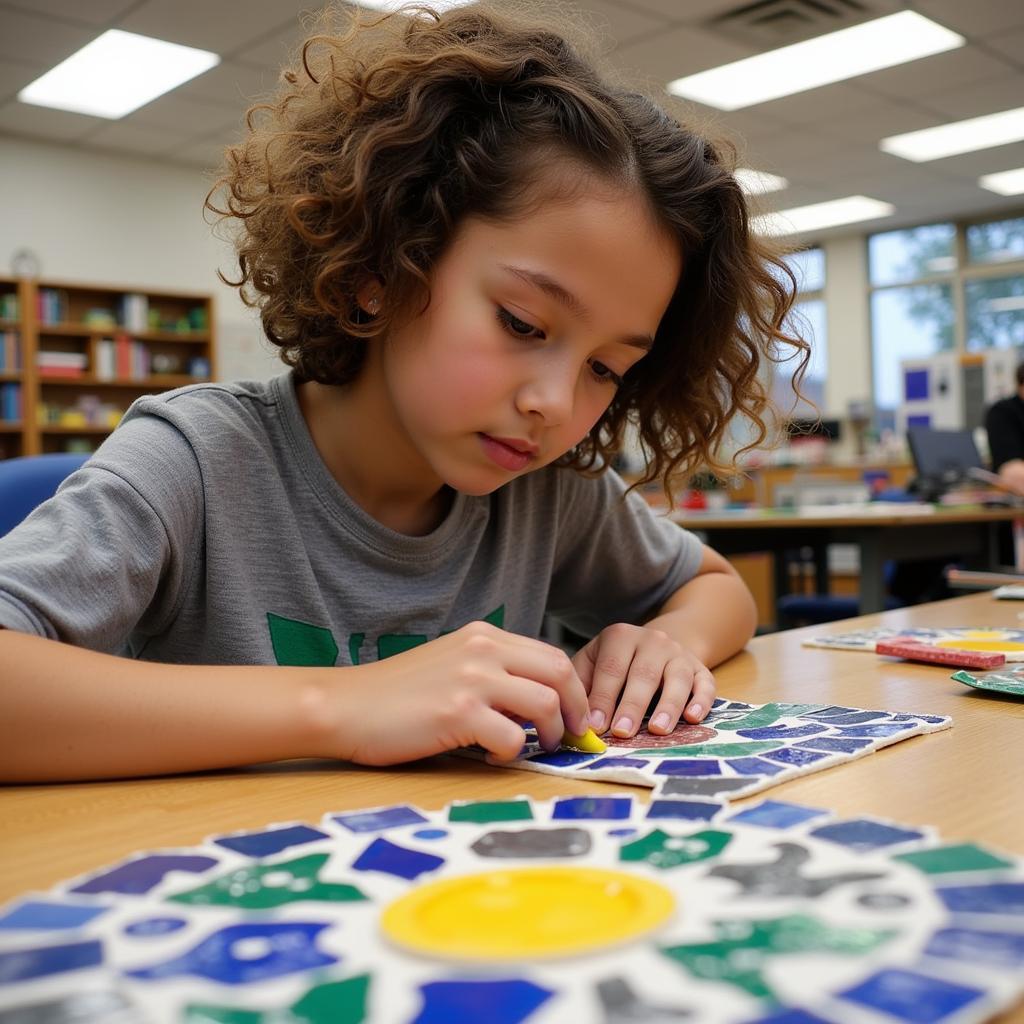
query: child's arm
0 623 591 783
573 546 756 739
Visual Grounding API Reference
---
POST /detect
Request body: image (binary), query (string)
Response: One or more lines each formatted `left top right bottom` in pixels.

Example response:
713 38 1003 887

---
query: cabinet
0 279 215 459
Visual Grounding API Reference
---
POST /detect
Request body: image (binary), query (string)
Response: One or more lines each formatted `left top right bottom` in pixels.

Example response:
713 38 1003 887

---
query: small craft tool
560 727 607 753
876 639 1005 669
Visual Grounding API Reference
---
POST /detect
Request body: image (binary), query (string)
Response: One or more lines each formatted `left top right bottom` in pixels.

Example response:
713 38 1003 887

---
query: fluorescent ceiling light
667 11 963 111
754 196 895 236
979 167 1024 196
18 29 219 119
735 168 788 195
881 107 1024 162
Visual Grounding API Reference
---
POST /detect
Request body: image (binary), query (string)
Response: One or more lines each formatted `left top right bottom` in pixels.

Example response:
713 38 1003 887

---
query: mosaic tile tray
951 664 1024 698
804 627 1024 660
458 696 951 799
1 795 1022 1023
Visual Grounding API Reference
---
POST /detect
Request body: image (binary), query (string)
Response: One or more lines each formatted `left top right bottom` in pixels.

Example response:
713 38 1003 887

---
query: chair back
0 453 90 537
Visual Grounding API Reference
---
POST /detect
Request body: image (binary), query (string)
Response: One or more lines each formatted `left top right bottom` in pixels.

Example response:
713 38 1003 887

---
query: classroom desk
673 503 1023 615
2 593 1022 1022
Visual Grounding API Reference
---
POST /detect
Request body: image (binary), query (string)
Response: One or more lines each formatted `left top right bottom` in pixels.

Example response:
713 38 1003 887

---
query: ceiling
1 0 1023 240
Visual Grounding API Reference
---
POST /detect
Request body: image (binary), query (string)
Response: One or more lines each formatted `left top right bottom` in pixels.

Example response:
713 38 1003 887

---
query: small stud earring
367 297 380 314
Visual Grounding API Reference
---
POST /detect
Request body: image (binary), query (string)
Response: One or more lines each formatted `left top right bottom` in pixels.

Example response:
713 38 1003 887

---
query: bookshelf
0 279 215 458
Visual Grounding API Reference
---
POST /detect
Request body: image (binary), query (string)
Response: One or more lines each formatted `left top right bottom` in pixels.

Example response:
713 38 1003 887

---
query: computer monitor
906 427 983 495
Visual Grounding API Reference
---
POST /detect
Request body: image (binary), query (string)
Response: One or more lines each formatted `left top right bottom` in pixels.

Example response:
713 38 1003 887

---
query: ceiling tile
116 0 319 57
123 92 245 136
170 135 237 171
584 0 670 50
613 23 751 83
175 59 278 110
918 139 1024 178
0 7 95 65
2 0 137 25
858 46 1015 103
0 98 101 141
982 28 1024 65
913 0 1024 38
921 72 1024 119
747 82 881 127
82 119 190 158
817 103 943 145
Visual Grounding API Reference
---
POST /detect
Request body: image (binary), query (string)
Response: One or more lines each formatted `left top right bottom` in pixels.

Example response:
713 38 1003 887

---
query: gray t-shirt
0 373 703 666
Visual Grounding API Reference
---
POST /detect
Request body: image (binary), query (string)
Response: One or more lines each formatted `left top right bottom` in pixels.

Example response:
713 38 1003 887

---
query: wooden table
2 592 1023 1020
673 503 1024 615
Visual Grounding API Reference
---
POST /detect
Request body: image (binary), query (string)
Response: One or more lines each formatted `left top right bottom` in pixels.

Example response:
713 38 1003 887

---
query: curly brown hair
206 3 808 492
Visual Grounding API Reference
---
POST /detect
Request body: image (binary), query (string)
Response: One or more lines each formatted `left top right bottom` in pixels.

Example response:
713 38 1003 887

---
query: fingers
582 624 639 735
485 675 574 752
648 662 716 732
472 708 529 763
459 622 590 736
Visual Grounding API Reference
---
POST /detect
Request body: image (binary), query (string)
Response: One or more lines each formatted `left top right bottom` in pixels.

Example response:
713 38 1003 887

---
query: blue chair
0 453 90 537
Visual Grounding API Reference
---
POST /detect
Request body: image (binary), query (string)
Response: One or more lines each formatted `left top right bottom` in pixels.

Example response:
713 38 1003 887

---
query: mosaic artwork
804 627 1024 660
951 664 1024 698
460 696 951 799
1 794 1022 1023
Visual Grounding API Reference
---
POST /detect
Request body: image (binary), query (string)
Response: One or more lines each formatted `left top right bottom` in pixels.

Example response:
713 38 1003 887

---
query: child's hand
336 621 591 766
572 623 715 739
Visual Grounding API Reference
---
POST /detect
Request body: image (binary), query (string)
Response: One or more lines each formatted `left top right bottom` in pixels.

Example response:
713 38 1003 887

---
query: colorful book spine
0 382 21 422
0 332 21 372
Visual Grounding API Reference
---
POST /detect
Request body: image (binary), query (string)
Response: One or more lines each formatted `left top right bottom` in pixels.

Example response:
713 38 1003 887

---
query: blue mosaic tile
351 838 444 881
413 978 553 1023
727 801 828 829
527 750 601 768
412 829 448 841
725 701 752 709
653 759 723 777
581 756 650 770
837 967 984 1023
810 820 926 851
646 799 721 822
552 797 633 820
214 824 328 857
794 737 873 754
834 723 917 738
923 926 1024 968
726 756 789 776
0 900 108 931
123 917 187 938
333 805 429 833
608 828 639 838
0 939 102 982
712 698 728 708
745 1010 837 1024
126 921 334 985
935 881 1024 916
736 724 828 740
70 855 218 895
762 747 831 767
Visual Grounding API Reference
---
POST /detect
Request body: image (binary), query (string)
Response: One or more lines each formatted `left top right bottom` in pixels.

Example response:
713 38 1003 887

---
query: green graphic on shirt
268 606 505 667
267 613 339 667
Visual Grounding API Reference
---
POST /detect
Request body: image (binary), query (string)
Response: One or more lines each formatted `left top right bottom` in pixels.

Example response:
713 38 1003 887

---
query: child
0 5 804 782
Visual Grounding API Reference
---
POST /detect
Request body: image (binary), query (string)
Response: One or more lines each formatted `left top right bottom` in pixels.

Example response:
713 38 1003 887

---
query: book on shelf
95 334 152 381
119 293 149 333
0 381 21 422
0 293 18 321
37 288 69 325
37 351 88 379
0 332 21 372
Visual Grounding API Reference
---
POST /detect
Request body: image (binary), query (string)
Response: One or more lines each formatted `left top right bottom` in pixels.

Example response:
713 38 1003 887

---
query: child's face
375 183 681 496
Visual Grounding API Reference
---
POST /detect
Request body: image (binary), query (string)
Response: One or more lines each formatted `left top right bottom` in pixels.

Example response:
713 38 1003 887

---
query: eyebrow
499 264 654 351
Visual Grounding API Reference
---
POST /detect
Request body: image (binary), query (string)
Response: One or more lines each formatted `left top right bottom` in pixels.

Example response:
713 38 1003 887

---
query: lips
479 433 538 472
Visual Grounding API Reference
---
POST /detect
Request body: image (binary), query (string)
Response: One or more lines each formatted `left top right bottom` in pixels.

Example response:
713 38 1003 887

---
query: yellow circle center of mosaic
380 866 675 960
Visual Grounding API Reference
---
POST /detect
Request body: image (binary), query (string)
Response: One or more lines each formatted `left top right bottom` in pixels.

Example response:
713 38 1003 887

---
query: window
772 247 825 418
868 214 1024 430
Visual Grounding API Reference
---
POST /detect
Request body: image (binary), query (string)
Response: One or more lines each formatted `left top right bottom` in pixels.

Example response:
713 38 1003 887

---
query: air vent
706 0 878 49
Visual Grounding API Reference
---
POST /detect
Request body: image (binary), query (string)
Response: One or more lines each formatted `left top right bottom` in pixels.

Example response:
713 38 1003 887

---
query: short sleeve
0 415 203 653
545 469 703 637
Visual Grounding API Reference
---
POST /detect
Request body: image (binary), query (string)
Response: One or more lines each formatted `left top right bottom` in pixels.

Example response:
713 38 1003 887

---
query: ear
356 280 383 317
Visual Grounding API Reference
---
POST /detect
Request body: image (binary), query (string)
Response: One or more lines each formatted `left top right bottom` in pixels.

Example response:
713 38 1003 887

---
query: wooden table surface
2 591 1023 1019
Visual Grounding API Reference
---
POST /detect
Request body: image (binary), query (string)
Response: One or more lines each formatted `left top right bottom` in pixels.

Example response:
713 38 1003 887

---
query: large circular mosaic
1 794 1022 1023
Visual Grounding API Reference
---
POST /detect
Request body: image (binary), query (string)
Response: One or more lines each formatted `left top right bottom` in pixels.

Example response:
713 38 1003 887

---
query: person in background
985 362 1024 496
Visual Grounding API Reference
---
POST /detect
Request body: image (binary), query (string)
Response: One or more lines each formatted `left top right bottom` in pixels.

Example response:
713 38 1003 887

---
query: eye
590 360 625 388
496 306 545 340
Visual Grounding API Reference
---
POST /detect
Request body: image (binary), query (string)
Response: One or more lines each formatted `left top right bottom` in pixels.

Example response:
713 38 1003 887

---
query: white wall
822 234 872 419
0 135 280 382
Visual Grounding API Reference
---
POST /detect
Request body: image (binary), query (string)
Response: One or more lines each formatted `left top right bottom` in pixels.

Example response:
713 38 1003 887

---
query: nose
515 359 576 426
